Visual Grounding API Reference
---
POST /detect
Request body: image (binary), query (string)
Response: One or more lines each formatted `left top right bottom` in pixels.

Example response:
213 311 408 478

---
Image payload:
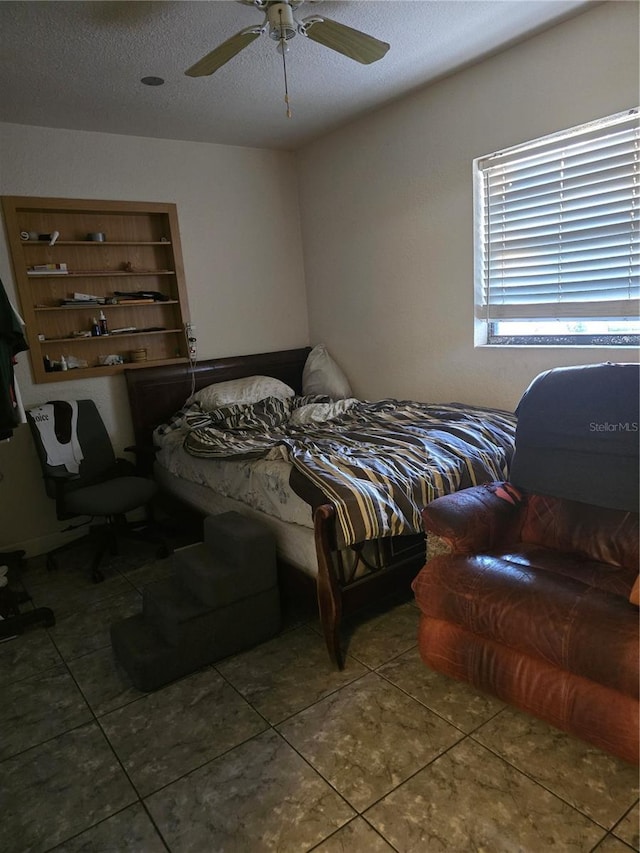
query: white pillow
302 344 353 398
192 375 295 411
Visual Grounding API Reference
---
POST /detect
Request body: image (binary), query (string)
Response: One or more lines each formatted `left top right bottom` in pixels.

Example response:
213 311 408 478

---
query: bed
125 347 516 667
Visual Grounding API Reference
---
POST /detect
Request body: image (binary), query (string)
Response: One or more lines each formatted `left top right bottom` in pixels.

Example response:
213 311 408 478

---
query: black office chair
27 399 168 582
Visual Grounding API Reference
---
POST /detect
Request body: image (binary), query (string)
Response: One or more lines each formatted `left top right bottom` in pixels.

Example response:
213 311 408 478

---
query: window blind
478 110 639 322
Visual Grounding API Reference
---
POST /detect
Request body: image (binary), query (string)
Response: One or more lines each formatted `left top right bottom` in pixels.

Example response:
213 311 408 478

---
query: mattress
153 457 319 578
155 434 314 529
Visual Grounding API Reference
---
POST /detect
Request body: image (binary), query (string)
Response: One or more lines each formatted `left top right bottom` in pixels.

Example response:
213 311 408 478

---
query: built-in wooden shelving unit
1 196 191 383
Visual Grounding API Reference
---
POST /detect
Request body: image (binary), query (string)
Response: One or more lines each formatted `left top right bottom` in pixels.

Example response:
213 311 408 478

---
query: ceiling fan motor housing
267 2 297 41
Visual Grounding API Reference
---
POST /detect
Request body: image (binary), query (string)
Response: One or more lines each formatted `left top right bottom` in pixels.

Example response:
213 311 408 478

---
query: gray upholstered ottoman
111 512 280 691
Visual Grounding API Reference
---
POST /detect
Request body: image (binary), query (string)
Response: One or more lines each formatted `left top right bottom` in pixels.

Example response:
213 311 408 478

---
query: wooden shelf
34 301 180 312
1 196 191 383
39 356 189 383
27 270 175 278
43 329 183 344
22 240 171 246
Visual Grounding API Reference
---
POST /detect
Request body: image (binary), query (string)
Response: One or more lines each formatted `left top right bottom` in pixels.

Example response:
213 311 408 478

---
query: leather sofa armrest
421 482 526 554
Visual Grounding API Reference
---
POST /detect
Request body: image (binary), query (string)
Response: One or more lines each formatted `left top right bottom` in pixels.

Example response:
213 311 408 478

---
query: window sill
477 342 640 350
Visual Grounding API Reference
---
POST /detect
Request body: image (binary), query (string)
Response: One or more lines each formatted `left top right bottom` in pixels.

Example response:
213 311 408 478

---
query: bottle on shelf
99 309 109 335
60 355 68 371
91 317 101 337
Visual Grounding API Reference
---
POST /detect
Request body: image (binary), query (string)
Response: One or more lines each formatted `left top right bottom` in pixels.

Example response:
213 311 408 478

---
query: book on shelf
114 298 155 304
29 263 68 271
73 292 101 301
28 268 69 276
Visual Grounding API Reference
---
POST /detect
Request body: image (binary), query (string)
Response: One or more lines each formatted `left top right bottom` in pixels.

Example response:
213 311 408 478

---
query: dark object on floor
413 362 640 764
0 550 55 639
111 511 280 691
26 399 167 583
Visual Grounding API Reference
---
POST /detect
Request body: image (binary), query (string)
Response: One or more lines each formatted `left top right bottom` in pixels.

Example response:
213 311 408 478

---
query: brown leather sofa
412 363 639 764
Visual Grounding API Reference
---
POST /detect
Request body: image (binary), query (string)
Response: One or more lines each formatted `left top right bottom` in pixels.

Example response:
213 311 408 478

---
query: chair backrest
511 362 639 512
27 400 117 506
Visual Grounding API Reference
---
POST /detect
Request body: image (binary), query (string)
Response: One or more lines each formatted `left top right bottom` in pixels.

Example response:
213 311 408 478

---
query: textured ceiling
0 0 595 150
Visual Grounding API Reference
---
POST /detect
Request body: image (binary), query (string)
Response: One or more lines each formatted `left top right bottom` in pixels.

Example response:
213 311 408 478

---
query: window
474 109 639 346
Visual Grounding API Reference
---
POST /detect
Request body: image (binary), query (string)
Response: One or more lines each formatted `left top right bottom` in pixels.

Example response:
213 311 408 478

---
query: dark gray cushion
64 476 157 517
511 362 639 512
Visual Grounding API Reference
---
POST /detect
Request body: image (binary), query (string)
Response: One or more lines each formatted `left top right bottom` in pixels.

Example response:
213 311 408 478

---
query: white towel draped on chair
28 401 84 474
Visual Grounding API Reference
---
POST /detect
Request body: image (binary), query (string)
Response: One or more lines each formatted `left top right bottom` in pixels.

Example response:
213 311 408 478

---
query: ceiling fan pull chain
281 46 291 119
277 7 292 119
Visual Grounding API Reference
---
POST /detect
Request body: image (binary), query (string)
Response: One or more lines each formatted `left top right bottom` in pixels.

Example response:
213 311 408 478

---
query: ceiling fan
185 0 391 78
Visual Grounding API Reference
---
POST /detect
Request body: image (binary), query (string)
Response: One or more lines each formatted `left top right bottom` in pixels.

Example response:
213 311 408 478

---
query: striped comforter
164 397 516 550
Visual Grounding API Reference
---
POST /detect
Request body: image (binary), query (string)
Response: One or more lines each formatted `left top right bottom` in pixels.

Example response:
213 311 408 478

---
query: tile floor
1 541 639 853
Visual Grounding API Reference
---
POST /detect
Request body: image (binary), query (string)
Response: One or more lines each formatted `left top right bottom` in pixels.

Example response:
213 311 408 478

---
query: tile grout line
466 731 621 835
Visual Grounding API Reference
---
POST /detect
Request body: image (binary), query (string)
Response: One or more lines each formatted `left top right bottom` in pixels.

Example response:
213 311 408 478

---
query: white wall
296 1 639 411
0 125 308 553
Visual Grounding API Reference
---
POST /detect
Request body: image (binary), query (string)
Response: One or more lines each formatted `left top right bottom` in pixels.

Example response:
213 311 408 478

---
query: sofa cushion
417 616 639 764
412 551 639 699
503 545 637 598
521 494 639 572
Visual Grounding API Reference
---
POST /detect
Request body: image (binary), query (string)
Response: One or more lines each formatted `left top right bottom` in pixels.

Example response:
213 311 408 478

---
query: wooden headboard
125 347 311 449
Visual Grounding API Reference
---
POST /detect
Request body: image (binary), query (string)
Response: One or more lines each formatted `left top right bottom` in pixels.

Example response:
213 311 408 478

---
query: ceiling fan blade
300 16 389 65
185 27 263 77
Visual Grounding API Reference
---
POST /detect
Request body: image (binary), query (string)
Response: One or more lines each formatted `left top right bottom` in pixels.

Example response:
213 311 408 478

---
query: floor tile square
48 587 142 661
365 738 605 852
100 667 267 796
67 645 145 716
473 707 640 829
118 555 174 592
216 624 367 724
337 599 421 669
378 646 505 731
3 722 137 853
146 729 354 852
50 803 166 852
0 628 62 686
21 554 133 618
313 817 395 851
0 663 92 759
278 671 462 812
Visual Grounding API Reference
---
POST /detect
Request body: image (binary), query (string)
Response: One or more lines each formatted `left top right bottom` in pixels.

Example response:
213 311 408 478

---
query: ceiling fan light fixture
268 2 296 42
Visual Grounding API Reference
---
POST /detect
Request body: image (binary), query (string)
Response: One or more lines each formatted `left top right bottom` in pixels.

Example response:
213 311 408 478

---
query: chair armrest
421 482 526 554
122 444 159 476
